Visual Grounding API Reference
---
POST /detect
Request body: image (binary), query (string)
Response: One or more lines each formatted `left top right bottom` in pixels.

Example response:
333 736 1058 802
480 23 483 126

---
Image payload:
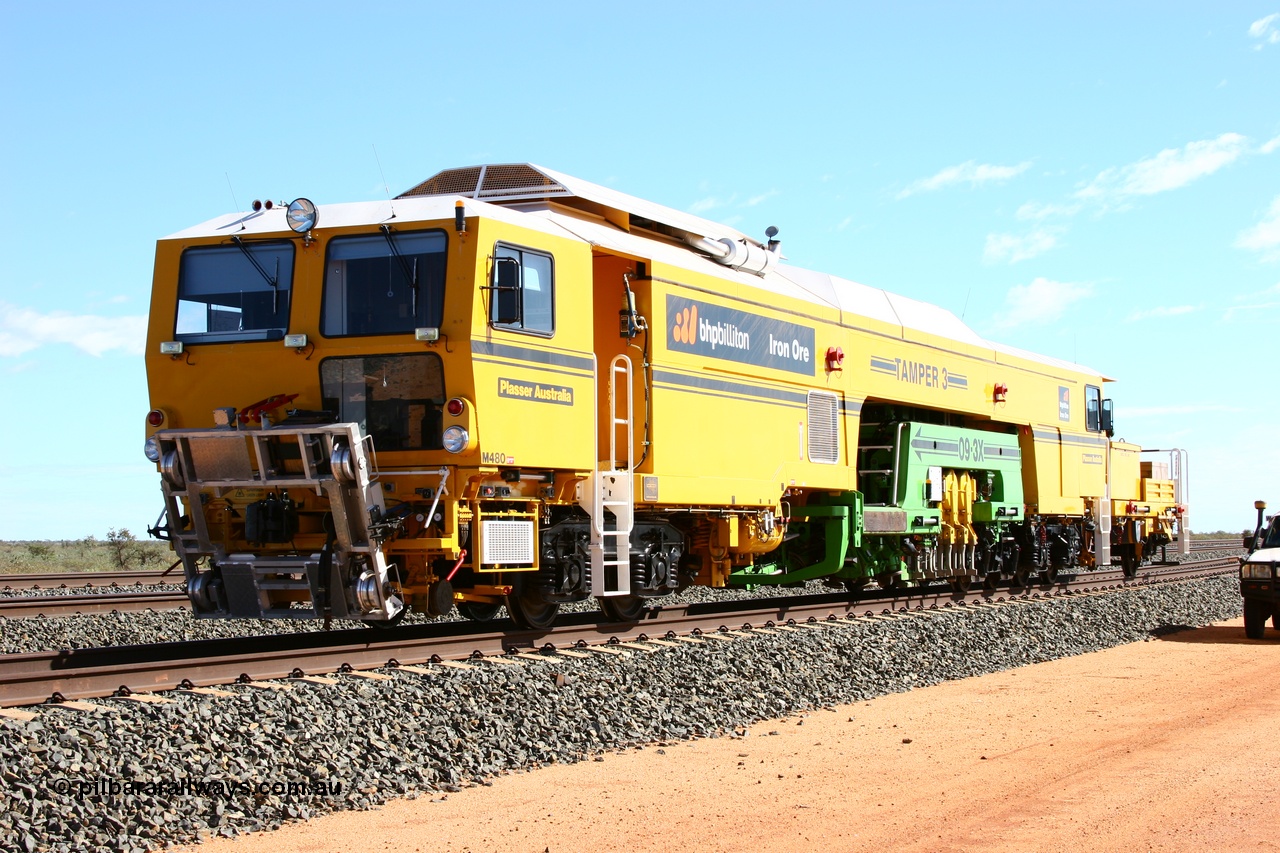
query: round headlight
144 435 161 463
286 198 318 233
442 426 470 454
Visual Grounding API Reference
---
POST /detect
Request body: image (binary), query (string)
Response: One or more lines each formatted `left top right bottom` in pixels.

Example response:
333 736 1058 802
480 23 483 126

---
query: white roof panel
161 163 1108 381
162 195 567 242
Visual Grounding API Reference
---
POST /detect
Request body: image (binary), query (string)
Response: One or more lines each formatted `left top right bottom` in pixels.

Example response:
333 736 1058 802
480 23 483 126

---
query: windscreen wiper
379 225 419 317
230 236 281 313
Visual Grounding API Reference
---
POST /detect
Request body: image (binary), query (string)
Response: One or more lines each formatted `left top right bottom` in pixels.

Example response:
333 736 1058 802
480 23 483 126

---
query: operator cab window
1085 385 1101 432
489 243 554 336
321 230 447 337
175 241 293 343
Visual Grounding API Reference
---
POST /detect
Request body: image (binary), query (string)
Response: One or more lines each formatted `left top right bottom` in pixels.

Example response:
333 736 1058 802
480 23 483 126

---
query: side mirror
490 257 522 325
1100 398 1114 437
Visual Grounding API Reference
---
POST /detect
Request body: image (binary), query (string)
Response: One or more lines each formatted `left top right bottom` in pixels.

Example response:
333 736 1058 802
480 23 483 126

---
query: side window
490 244 554 335
1085 385 1101 432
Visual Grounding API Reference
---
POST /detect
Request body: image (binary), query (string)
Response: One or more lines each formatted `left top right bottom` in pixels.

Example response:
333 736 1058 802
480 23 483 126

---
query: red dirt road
180 617 1280 853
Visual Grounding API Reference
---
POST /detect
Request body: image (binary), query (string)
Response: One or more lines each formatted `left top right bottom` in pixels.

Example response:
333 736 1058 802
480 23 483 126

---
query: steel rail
0 590 189 618
0 557 1238 709
1191 538 1245 552
0 569 177 591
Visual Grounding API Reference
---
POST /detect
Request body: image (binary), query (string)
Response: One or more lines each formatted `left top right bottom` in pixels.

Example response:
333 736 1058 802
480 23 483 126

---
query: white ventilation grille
481 520 535 564
398 164 570 202
807 392 840 464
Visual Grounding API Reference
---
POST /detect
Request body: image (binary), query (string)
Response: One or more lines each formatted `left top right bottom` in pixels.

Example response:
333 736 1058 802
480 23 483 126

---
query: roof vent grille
398 164 571 202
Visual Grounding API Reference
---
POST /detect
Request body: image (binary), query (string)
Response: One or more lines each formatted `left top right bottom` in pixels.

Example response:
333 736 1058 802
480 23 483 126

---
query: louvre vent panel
481 520 535 564
807 392 840 464
398 167 485 198
398 164 570 201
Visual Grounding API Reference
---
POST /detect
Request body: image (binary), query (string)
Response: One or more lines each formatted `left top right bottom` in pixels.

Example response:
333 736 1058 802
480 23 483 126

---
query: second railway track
0 589 188 618
0 568 177 591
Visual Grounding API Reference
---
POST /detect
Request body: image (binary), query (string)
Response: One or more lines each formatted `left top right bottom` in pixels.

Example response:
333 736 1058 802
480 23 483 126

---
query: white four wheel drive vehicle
1241 500 1280 639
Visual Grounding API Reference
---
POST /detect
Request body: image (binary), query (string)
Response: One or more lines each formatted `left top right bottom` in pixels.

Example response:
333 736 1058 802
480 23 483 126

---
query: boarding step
218 553 324 619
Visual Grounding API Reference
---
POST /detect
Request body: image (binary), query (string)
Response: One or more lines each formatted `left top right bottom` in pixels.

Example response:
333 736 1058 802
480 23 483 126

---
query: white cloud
1226 282 1280 302
1125 404 1244 417
1075 133 1249 204
1016 201 1082 221
689 191 778 215
992 277 1093 328
1222 282 1280 320
688 196 725 214
983 228 1062 264
1235 196 1280 260
1012 133 1252 231
1249 13 1280 48
4 360 37 375
1261 135 1280 155
897 160 1031 199
1126 305 1199 322
0 303 147 357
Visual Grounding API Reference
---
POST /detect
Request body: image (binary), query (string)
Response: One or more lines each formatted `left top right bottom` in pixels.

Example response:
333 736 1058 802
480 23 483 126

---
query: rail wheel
948 576 972 594
876 571 902 590
1012 567 1031 588
982 572 1002 591
457 601 503 622
366 602 409 629
1040 566 1060 584
1121 554 1138 580
367 565 409 628
1273 605 1280 632
506 575 559 631
843 578 868 593
600 594 647 622
1244 598 1269 640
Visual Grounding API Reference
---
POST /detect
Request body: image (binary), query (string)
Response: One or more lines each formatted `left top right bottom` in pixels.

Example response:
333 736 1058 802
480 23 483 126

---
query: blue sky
1 2 1276 538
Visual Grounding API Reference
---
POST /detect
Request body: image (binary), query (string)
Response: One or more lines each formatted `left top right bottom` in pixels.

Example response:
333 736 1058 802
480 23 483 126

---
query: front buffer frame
151 422 403 623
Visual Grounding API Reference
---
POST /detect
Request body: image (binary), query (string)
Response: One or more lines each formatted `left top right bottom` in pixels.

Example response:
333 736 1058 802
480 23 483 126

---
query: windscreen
322 230 447 337
175 242 293 343
320 353 446 451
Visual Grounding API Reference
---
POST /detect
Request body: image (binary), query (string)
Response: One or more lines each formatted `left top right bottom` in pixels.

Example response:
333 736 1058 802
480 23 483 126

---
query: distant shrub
1 535 169 575
106 528 140 570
